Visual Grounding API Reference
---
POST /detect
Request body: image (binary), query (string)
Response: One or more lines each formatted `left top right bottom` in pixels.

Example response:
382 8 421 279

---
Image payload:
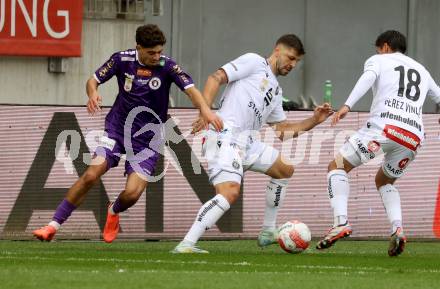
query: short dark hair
136 24 166 48
276 34 305 55
375 30 406 53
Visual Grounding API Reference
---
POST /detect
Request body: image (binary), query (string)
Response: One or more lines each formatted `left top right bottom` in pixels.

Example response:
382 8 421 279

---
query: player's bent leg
316 155 355 250
33 157 109 241
375 168 406 256
256 154 293 247
103 172 148 243
172 180 239 254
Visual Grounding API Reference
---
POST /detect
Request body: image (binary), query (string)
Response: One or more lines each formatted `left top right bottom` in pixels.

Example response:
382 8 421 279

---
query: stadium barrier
0 105 439 240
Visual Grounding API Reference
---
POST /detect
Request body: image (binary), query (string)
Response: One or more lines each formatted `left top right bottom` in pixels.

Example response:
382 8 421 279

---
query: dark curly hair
136 24 166 48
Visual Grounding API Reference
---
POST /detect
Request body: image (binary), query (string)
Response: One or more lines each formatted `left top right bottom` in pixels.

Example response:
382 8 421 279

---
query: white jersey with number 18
365 52 440 141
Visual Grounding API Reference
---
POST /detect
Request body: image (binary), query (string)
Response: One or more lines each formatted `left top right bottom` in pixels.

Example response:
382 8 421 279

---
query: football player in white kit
316 30 440 256
173 34 333 253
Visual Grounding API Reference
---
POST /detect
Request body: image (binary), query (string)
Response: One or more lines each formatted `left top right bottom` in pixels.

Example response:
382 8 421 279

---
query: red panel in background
0 0 83 57
433 181 440 238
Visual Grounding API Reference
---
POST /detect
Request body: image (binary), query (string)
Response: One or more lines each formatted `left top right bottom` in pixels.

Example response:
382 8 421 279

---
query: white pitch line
0 255 439 275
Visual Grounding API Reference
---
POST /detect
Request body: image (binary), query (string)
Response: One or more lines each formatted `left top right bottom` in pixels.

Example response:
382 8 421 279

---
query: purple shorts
94 130 160 177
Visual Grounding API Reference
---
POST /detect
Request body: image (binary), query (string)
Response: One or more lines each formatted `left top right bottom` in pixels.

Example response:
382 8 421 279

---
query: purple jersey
94 49 194 144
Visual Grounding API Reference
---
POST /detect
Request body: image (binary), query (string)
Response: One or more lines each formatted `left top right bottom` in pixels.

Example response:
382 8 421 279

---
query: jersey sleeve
94 52 120 84
427 74 440 104
363 55 380 77
266 98 287 124
344 70 377 109
167 59 195 91
221 53 261 82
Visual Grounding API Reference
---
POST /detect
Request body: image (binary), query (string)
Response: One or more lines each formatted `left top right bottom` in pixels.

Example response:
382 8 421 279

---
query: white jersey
364 52 440 140
217 53 286 138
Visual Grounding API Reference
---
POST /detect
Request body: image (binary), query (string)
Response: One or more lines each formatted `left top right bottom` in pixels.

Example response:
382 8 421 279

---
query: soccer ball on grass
277 220 311 254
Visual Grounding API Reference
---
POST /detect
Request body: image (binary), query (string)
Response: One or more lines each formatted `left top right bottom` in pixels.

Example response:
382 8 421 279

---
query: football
278 220 311 254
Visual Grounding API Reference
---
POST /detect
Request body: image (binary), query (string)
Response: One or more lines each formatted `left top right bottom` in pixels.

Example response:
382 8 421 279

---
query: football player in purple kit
33 24 223 243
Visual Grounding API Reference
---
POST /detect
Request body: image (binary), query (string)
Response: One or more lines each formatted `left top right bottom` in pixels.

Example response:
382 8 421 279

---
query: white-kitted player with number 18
316 30 440 256
172 34 333 253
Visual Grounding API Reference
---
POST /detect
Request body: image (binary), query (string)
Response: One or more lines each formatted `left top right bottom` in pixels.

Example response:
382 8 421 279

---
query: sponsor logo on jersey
121 57 135 61
179 74 190 84
380 111 422 132
120 50 136 55
398 158 410 169
367 140 381 153
137 78 149 85
137 68 152 77
172 64 183 74
383 124 420 151
98 59 115 78
248 101 263 124
149 77 162 90
355 138 375 160
385 163 403 176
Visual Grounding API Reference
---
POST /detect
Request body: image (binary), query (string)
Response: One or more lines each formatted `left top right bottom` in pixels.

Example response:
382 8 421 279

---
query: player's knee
123 187 145 203
328 160 337 172
375 174 395 190
81 171 100 186
219 183 240 204
279 165 294 179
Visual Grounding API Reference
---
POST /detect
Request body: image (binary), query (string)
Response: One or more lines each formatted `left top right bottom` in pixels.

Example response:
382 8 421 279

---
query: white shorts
202 129 279 186
340 122 421 178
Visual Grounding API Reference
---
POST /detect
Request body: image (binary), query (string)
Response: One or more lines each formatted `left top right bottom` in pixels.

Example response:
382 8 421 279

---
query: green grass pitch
1 240 439 289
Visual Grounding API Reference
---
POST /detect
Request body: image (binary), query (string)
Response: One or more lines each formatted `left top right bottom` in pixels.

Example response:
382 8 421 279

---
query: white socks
379 184 403 233
48 221 61 230
327 170 403 233
327 169 350 227
263 178 288 230
183 194 231 245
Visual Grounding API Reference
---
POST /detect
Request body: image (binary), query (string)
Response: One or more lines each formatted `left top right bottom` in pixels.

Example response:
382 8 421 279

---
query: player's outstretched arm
191 69 228 133
272 103 333 140
185 86 223 132
203 69 228 108
86 77 102 115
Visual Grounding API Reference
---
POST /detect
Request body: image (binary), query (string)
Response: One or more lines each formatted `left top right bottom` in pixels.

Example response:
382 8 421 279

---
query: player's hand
312 102 334 124
191 116 206 134
198 108 224 133
331 105 350 126
87 93 102 115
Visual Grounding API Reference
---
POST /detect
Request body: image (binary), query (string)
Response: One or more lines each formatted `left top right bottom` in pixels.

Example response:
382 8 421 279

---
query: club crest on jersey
260 78 269 92
149 77 162 90
124 73 134 92
232 159 240 170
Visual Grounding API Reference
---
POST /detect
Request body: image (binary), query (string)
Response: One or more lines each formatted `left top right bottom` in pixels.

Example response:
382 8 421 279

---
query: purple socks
52 199 77 225
112 197 129 214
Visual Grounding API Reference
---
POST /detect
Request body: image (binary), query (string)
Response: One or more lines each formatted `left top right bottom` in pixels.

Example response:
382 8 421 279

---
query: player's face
276 46 302 76
137 44 163 66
